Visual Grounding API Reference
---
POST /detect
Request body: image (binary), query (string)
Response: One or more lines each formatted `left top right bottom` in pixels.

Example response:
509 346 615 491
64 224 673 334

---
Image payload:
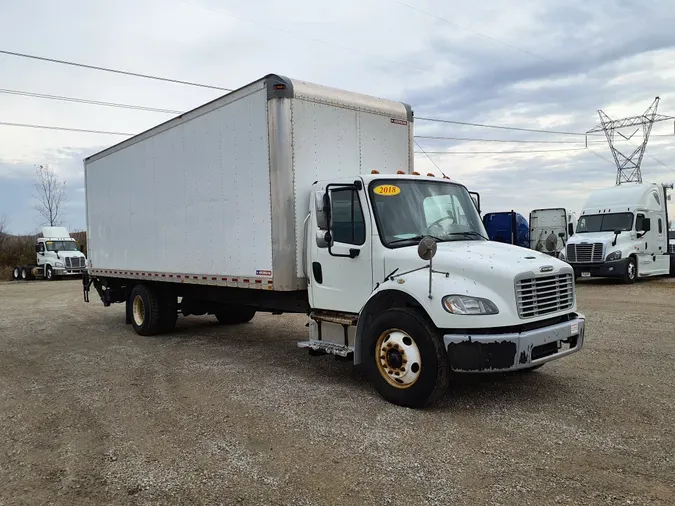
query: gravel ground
0 278 674 505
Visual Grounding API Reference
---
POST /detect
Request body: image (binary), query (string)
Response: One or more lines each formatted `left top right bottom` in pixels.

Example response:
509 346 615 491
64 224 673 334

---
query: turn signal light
397 170 405 174
371 169 380 174
412 171 420 175
427 173 435 177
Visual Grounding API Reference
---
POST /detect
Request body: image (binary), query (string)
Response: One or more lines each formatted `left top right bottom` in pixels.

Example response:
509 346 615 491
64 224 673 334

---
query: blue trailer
483 211 530 248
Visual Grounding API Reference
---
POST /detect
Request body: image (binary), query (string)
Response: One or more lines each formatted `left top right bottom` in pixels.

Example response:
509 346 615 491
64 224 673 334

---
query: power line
0 49 232 91
0 88 183 114
415 134 602 144
415 147 587 155
416 116 591 136
391 0 549 63
0 121 134 136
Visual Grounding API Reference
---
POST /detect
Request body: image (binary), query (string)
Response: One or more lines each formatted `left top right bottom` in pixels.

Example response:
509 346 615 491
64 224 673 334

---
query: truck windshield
45 240 79 252
576 213 634 233
368 179 486 247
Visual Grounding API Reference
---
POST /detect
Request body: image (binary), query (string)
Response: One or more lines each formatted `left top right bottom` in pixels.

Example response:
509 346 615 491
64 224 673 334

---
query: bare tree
33 164 67 227
0 213 7 249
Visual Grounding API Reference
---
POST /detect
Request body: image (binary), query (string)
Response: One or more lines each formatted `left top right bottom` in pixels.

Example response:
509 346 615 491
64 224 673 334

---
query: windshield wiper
388 235 445 245
445 231 489 241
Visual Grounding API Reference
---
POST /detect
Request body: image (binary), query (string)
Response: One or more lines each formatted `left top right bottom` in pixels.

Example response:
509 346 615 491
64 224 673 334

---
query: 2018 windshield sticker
373 185 401 196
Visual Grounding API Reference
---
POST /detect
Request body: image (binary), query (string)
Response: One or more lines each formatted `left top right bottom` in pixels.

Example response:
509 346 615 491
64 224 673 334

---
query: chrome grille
669 244 675 254
65 257 85 269
516 273 574 319
566 243 604 263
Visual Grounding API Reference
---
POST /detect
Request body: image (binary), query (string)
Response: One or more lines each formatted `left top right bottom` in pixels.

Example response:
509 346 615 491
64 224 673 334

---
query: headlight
55 261 64 267
442 295 499 315
606 251 622 261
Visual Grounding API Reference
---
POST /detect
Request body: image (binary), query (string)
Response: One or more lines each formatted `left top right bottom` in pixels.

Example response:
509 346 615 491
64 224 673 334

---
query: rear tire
158 294 178 333
12 267 21 280
129 284 162 336
622 257 637 284
21 267 28 281
363 307 449 408
215 306 256 325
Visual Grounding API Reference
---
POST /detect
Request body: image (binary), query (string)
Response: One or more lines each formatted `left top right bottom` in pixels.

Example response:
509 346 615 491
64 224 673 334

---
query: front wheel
45 265 54 281
364 308 449 408
622 257 637 284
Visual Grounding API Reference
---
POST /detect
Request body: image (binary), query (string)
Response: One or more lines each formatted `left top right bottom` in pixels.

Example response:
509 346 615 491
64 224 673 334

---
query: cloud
1 0 675 235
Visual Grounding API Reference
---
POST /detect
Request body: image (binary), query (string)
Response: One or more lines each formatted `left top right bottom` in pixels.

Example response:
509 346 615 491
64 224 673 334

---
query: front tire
129 284 162 336
622 257 637 284
45 265 54 281
364 308 449 408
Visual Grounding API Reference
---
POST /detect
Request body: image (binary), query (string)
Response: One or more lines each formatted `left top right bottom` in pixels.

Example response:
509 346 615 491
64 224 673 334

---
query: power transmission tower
587 97 674 185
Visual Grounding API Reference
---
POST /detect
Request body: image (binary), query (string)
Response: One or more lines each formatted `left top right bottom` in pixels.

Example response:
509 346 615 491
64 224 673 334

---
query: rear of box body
84 75 413 291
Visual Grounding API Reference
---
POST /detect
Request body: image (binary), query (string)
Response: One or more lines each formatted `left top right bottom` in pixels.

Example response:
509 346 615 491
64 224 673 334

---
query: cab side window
330 189 366 245
636 214 644 231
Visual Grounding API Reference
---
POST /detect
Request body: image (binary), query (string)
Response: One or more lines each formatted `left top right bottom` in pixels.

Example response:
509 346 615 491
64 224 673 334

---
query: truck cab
565 183 673 283
304 173 584 405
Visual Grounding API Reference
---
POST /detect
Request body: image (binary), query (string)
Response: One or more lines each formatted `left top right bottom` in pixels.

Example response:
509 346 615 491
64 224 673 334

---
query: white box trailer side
84 74 413 292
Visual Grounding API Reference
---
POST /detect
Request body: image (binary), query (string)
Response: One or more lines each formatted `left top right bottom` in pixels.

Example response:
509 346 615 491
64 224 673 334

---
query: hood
568 231 637 249
384 240 568 283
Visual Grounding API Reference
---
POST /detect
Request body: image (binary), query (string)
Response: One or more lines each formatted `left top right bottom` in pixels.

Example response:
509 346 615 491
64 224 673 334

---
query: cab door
308 182 374 314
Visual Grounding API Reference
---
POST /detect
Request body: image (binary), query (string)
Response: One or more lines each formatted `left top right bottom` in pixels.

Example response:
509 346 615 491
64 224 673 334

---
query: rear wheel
158 294 178 333
363 308 449 408
12 267 21 280
215 306 256 325
21 267 28 280
129 284 162 336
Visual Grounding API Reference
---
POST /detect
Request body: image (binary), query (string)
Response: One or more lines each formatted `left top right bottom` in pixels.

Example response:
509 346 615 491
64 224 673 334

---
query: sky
1 0 675 233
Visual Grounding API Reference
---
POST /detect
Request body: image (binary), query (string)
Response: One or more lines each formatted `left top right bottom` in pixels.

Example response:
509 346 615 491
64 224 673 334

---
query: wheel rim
13 268 19 279
628 261 636 279
21 269 27 279
375 329 422 389
46 268 52 279
132 295 145 326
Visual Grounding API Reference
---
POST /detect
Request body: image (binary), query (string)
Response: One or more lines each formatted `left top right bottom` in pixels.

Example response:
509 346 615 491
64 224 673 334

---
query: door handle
312 262 323 284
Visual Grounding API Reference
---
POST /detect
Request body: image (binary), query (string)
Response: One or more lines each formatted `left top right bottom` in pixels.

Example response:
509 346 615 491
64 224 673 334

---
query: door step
297 340 354 358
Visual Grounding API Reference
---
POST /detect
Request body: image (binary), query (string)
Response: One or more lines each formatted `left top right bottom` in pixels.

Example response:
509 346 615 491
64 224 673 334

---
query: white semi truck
12 226 87 281
82 74 585 407
565 182 674 283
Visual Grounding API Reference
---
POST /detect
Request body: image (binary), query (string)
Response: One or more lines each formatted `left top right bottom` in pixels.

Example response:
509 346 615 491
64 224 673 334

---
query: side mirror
316 230 332 248
34 245 40 253
558 232 565 238
315 190 329 230
568 223 574 236
641 218 651 232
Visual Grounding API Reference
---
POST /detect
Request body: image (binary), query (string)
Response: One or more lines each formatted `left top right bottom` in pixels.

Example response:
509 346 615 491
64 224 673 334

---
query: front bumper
53 267 85 276
443 314 585 372
570 259 628 279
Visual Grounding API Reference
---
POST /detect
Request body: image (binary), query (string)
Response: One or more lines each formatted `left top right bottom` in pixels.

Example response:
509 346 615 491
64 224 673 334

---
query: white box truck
529 208 577 257
565 182 674 283
82 74 585 407
12 226 87 281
